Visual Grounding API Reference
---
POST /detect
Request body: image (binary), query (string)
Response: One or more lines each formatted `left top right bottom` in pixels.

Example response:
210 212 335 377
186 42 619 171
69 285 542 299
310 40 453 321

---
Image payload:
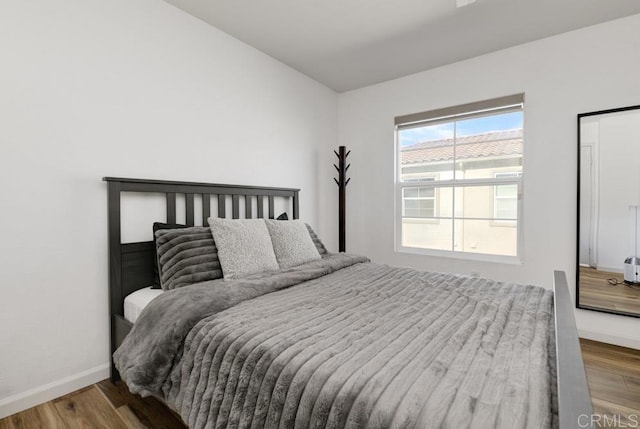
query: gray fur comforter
114 254 557 429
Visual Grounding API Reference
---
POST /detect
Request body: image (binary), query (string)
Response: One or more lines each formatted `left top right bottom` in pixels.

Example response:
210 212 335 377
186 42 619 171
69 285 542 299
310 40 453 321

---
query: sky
400 111 523 147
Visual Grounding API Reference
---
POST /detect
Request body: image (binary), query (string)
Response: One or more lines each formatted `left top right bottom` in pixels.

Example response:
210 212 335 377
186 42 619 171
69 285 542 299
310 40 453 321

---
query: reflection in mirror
578 105 640 317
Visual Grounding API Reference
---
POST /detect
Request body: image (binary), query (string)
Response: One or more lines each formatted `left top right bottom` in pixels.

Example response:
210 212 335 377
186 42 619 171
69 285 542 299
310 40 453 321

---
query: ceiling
163 0 640 92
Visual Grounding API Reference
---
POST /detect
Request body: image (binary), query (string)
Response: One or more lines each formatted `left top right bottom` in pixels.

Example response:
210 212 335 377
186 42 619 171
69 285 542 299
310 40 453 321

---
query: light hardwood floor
0 380 186 429
582 339 640 426
1 339 638 428
579 266 640 314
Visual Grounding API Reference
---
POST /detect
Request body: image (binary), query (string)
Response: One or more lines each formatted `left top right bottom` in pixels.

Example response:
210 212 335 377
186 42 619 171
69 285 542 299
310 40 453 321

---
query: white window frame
402 177 437 219
394 94 524 264
492 171 522 226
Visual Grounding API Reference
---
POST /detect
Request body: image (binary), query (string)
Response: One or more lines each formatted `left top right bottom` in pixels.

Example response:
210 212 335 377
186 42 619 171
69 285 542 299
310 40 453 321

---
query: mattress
124 287 163 323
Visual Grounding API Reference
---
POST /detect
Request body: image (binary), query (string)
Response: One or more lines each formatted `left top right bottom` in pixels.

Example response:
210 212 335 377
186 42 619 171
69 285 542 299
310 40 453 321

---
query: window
395 94 524 260
494 172 522 222
403 178 436 218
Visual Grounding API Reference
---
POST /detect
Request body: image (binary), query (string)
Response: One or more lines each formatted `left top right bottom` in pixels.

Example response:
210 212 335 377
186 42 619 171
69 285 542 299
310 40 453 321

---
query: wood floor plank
53 386 127 429
585 367 628 397
579 267 640 314
592 397 640 425
116 405 146 429
586 367 640 410
593 397 640 415
581 338 640 423
625 376 640 394
581 339 640 378
96 380 186 429
4 402 68 429
94 380 133 410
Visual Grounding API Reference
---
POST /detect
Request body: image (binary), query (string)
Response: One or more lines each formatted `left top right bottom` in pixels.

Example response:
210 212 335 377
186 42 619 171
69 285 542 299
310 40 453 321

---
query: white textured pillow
207 218 279 279
265 219 321 269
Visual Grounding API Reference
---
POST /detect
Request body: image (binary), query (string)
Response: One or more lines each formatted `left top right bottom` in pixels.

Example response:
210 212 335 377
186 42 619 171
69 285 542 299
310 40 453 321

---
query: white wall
0 0 337 417
338 14 640 349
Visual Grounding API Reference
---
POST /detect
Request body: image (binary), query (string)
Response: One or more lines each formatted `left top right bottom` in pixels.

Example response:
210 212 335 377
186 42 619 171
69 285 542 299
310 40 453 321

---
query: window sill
402 217 440 225
395 245 522 265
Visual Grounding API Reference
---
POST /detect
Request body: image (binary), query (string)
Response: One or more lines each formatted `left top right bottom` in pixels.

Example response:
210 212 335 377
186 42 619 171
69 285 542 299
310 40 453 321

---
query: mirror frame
576 103 640 318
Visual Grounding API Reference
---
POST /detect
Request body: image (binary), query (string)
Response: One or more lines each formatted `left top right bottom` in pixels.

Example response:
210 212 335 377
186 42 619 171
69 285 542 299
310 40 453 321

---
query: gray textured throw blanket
115 254 557 429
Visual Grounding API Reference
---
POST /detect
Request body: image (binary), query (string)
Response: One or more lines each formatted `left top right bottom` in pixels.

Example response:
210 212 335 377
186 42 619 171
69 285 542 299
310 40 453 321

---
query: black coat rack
334 146 350 252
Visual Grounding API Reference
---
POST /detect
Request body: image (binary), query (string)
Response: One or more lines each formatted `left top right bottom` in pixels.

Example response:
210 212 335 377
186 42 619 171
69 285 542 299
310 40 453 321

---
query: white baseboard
0 363 110 420
579 329 640 350
595 265 624 274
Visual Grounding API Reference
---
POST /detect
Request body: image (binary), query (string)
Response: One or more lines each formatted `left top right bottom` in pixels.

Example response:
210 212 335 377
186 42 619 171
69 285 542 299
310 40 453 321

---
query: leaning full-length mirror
578 104 640 317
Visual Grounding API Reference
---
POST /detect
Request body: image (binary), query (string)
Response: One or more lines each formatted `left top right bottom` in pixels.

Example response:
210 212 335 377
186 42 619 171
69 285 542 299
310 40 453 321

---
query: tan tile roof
401 129 523 164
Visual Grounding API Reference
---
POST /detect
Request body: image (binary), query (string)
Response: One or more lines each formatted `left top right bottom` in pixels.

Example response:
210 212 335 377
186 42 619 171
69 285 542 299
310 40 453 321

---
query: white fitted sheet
124 287 163 323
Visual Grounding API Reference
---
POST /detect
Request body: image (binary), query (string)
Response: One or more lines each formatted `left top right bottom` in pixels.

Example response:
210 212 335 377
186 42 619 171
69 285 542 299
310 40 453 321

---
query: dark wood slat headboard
104 177 300 380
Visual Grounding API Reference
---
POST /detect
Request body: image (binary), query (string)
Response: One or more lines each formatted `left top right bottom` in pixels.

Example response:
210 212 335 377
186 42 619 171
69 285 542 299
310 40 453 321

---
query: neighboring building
400 129 523 256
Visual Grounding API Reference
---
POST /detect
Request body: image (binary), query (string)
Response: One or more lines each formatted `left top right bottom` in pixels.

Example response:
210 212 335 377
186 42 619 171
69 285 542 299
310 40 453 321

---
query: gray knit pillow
276 214 329 256
305 224 329 257
208 218 279 279
265 220 321 268
155 226 222 290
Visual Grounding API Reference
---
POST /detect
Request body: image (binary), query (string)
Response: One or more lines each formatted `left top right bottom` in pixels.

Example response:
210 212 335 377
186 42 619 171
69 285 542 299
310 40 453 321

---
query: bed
104 177 593 429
